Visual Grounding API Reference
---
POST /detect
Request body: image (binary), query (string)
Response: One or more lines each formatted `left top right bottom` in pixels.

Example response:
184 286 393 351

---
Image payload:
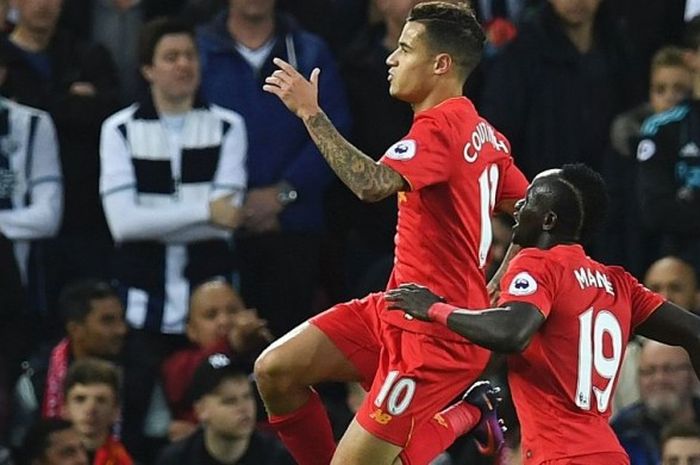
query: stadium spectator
61 359 132 465
155 353 294 465
99 17 247 458
196 0 351 337
660 422 700 465
603 47 692 277
0 0 121 331
10 280 127 449
635 16 700 274
161 279 272 441
480 0 642 180
20 418 88 465
613 341 700 465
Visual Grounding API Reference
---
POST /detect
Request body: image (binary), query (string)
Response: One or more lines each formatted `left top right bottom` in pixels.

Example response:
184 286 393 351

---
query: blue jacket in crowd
197 12 351 233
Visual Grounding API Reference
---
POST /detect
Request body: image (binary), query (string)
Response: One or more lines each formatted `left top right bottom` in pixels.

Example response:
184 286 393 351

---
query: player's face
40 428 89 465
187 283 246 347
386 21 436 104
512 179 552 247
142 33 200 104
196 377 256 439
75 297 127 357
662 437 700 465
650 66 692 114
62 383 120 443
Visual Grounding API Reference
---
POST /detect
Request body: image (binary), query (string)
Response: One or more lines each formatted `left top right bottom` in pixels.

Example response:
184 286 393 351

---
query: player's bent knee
254 344 299 395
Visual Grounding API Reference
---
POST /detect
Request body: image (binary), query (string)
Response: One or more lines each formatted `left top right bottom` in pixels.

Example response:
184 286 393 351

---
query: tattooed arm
263 58 408 202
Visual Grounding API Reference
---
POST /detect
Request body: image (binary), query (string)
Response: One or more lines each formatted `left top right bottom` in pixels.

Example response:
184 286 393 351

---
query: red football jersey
380 97 528 340
498 244 664 464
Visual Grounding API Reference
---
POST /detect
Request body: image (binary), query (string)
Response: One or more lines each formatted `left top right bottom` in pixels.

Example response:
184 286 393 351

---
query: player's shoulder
511 247 556 267
640 103 690 137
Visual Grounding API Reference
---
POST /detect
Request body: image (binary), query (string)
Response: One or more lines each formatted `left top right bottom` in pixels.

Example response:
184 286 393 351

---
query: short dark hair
21 418 75 464
651 46 690 74
661 422 700 446
188 353 250 403
686 15 700 50
59 279 119 325
407 1 485 79
558 163 609 243
139 17 195 66
63 358 121 402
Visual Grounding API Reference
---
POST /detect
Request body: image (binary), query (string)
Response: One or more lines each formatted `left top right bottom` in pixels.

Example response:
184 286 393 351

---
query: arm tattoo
304 111 407 202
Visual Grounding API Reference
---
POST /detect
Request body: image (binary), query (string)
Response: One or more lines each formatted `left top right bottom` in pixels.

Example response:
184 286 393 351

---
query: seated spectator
645 256 699 313
612 341 700 465
155 353 293 465
616 255 700 411
20 418 87 465
603 46 692 277
661 423 700 465
61 359 132 465
9 280 127 448
161 279 272 440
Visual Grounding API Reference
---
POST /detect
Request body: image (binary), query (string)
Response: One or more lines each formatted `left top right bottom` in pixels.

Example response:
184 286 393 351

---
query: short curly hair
558 163 609 244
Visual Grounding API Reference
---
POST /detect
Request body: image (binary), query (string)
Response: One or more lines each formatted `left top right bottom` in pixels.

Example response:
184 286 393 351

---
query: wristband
427 302 454 326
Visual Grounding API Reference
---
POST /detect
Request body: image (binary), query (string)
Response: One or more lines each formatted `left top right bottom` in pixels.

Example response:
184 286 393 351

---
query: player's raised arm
385 284 545 353
263 58 407 202
635 302 700 378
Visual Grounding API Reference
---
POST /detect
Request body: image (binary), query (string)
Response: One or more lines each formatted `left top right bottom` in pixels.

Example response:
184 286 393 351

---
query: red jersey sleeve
498 250 558 317
623 270 665 328
497 158 528 204
379 113 451 191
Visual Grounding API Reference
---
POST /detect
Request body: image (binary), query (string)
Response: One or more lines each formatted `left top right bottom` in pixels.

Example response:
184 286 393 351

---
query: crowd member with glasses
613 340 700 465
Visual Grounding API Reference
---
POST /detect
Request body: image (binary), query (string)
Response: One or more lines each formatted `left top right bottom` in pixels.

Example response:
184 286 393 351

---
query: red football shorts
310 292 490 446
538 452 630 465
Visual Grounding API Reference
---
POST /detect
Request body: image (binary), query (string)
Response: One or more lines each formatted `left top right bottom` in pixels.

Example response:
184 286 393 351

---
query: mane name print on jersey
573 267 615 295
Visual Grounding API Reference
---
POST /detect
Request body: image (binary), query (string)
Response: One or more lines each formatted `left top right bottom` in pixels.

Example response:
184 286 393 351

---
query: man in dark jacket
196 0 351 337
156 353 294 465
0 0 121 340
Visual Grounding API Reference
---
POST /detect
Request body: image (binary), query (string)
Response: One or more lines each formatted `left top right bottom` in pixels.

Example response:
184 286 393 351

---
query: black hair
21 418 75 465
407 1 485 79
558 163 609 244
63 358 121 403
661 422 700 446
686 15 700 50
139 17 196 67
59 279 119 325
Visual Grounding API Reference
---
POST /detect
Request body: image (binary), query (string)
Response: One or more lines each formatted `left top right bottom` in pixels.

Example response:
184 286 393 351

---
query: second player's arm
301 110 407 202
385 284 544 352
635 302 700 379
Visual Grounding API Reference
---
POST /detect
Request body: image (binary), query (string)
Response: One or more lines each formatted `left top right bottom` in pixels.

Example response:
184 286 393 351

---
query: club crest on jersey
637 139 656 161
385 140 416 160
508 272 537 296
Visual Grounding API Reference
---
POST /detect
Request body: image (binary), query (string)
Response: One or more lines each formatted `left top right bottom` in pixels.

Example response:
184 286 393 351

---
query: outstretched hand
385 284 444 322
263 57 321 120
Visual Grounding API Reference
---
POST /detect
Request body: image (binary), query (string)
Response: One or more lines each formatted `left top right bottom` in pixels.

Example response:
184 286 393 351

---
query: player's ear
434 53 452 75
542 211 557 231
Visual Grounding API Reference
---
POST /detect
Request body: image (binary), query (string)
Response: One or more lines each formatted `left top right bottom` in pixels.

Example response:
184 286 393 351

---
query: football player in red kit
255 2 528 465
387 164 700 465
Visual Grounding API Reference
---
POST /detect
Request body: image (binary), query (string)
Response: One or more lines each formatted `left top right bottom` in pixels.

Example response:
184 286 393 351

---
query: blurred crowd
0 0 699 464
